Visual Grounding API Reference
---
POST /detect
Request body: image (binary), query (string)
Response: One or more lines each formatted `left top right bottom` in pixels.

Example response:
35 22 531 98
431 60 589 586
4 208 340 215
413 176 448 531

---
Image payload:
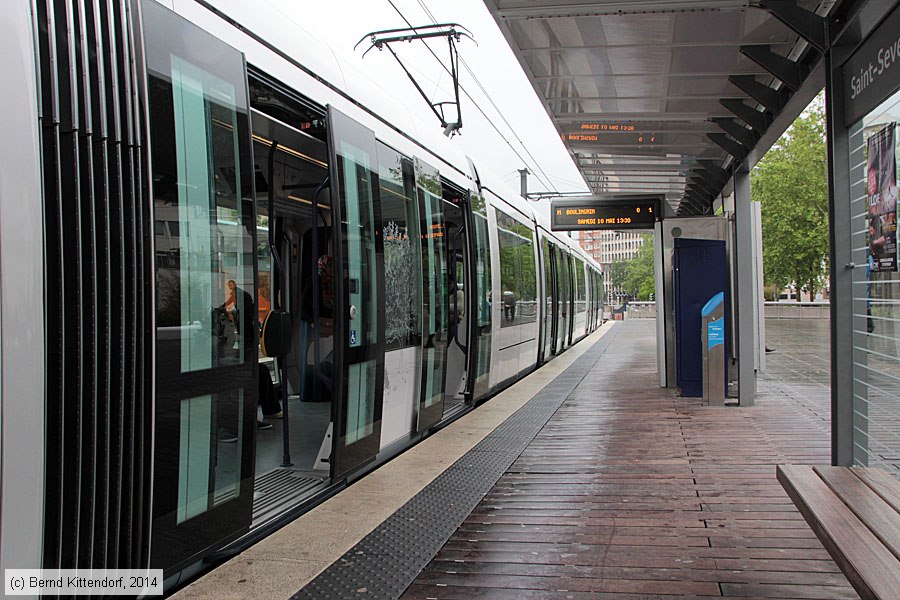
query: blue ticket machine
701 292 726 405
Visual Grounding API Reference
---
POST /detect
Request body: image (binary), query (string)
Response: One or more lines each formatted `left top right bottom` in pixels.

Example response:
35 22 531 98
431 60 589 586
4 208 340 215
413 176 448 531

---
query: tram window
256 213 272 327
471 194 492 396
495 209 537 327
148 43 255 372
542 237 553 356
556 248 568 349
575 259 587 316
377 143 422 349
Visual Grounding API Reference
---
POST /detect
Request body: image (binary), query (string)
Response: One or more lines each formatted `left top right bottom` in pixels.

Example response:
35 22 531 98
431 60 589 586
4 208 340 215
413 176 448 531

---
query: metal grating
36 0 153 570
291 326 620 600
251 469 325 527
440 395 467 421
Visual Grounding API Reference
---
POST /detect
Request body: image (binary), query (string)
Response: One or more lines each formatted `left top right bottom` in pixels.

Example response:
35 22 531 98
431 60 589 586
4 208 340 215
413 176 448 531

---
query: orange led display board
550 197 660 231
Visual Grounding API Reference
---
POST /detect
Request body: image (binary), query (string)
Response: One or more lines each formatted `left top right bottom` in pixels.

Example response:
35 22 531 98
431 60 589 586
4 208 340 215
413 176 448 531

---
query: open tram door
325 106 386 479
412 157 476 431
440 178 474 417
414 158 451 431
249 100 334 524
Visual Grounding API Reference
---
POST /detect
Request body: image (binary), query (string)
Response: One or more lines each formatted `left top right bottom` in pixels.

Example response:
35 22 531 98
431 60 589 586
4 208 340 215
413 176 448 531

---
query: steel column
733 165 757 405
825 47 854 466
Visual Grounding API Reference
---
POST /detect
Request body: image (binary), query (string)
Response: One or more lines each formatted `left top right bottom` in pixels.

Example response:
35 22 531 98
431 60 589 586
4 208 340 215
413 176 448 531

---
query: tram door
545 241 559 358
469 190 493 400
442 182 473 415
556 249 569 352
415 158 450 431
326 107 386 479
145 0 257 574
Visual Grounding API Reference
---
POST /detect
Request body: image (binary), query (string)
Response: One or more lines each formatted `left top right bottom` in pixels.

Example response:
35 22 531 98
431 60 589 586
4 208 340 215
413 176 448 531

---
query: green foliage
608 260 629 290
624 237 656 300
753 97 829 299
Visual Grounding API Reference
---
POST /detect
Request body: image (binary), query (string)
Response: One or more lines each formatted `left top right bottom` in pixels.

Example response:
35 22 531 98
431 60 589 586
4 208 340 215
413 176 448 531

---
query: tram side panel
484 193 539 387
0 0 47 575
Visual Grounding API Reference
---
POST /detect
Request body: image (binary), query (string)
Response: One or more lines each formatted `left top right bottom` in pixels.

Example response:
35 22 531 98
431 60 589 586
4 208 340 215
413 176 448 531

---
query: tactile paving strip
291 326 620 600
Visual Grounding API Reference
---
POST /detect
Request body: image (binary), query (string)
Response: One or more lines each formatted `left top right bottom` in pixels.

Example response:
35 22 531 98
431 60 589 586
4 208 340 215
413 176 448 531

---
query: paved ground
763 317 900 477
171 323 614 600
761 318 831 425
405 319 858 599
177 317 862 599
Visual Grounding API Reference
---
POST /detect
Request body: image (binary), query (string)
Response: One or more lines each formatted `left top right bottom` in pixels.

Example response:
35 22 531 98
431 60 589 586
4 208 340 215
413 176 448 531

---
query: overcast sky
267 0 588 207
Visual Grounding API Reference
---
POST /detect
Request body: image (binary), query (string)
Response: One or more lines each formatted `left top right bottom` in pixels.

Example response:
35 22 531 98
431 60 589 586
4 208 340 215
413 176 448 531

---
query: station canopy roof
484 0 838 216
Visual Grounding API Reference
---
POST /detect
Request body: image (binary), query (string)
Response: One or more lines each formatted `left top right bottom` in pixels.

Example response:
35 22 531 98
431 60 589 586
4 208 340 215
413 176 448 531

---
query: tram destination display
551 197 660 231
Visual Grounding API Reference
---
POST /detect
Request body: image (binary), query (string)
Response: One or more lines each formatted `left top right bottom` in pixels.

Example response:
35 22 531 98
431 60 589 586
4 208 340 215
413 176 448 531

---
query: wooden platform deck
403 319 858 599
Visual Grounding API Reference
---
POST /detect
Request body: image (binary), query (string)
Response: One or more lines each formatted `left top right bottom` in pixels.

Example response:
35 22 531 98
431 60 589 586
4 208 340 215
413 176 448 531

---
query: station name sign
843 2 900 124
550 197 660 231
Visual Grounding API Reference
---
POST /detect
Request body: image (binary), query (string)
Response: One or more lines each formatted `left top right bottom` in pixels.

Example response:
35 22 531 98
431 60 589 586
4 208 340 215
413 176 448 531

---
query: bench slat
815 466 900 563
851 467 900 514
777 465 900 600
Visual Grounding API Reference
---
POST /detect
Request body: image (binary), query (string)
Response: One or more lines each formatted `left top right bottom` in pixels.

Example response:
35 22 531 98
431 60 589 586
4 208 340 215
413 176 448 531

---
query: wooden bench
777 465 900 600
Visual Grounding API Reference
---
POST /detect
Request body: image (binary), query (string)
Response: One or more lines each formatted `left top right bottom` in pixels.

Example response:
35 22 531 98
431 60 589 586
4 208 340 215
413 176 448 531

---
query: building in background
578 231 646 306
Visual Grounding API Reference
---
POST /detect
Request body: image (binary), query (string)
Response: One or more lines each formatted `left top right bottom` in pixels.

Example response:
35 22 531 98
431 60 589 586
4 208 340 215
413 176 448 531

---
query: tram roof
484 0 837 216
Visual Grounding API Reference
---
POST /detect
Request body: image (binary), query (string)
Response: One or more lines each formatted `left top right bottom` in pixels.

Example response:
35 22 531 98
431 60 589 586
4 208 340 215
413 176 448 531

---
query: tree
608 260 629 291
622 237 655 300
753 97 829 300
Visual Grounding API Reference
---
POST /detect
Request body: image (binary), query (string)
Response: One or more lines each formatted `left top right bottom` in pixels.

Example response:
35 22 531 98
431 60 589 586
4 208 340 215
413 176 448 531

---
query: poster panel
868 124 898 272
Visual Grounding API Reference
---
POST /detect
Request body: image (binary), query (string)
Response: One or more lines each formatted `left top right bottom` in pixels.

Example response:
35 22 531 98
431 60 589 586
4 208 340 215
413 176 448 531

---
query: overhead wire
413 0 560 194
384 0 558 194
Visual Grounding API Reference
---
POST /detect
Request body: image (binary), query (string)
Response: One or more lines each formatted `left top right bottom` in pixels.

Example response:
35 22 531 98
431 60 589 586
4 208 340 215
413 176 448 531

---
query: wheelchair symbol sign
350 330 357 345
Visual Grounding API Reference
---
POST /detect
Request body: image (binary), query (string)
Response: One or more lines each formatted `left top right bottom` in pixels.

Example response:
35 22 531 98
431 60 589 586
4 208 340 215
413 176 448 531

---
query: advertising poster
868 124 898 272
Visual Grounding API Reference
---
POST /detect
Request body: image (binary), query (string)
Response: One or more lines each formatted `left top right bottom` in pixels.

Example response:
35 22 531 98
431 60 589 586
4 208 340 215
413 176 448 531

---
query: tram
0 0 603 589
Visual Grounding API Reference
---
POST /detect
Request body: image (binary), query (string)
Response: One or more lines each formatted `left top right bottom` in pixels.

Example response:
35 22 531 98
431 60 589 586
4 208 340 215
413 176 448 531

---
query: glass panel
850 89 900 478
327 106 384 476
256 212 272 326
378 144 422 349
576 259 587 320
155 56 255 371
346 361 376 443
557 249 568 350
255 208 277 382
471 195 492 397
519 235 537 325
496 209 537 327
567 255 575 342
585 269 591 330
542 237 554 357
338 138 381 442
498 227 520 325
144 0 256 572
417 160 448 415
177 390 244 523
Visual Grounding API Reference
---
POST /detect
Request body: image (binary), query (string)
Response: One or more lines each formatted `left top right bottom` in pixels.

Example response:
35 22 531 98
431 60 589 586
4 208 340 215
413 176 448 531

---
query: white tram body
0 0 603 589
